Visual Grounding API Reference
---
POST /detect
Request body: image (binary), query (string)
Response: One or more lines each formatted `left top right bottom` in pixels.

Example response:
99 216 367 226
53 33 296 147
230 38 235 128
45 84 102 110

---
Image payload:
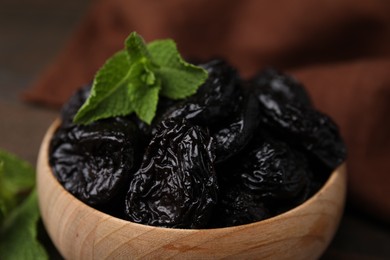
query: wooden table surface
1 1 389 259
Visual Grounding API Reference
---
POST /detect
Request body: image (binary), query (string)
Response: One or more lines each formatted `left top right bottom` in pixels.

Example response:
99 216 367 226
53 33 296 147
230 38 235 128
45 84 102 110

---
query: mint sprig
0 149 48 260
74 32 208 125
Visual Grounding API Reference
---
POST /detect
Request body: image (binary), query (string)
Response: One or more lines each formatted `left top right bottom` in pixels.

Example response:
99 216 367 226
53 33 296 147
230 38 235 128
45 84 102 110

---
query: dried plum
251 68 312 106
212 136 311 227
61 85 91 127
159 59 240 127
255 90 346 170
231 138 311 202
212 93 260 163
125 119 218 228
241 139 310 201
50 117 142 206
209 186 270 228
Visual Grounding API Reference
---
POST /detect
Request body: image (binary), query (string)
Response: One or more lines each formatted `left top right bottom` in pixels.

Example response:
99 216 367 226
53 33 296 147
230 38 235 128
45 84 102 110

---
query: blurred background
1 0 389 259
0 0 90 162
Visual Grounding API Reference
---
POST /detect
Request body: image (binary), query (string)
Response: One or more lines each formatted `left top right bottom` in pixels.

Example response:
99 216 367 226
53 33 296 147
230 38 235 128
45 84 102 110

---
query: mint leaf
148 39 208 99
125 32 154 66
0 189 48 260
73 50 134 124
0 149 48 260
127 62 161 124
73 32 208 125
0 161 6 223
0 149 35 219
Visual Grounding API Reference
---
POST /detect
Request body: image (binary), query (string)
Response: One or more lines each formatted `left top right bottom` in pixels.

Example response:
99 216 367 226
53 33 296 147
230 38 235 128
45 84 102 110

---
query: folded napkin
23 0 390 222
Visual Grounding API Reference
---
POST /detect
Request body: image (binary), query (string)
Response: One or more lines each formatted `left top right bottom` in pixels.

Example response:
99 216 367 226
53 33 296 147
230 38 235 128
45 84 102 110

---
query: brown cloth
23 0 390 222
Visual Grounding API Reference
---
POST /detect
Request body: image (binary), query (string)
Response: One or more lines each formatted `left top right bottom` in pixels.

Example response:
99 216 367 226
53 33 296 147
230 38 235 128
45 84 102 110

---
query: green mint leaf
0 161 5 223
73 32 208 125
0 149 48 259
0 189 48 260
142 63 157 86
147 39 208 99
128 62 161 124
0 149 35 220
74 50 134 124
125 32 154 65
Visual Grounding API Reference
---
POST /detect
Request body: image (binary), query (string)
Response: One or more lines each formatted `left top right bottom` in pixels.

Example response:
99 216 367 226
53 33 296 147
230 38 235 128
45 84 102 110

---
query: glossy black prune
133 96 180 138
160 59 240 127
211 136 311 227
251 68 312 106
256 91 347 170
50 117 142 206
233 138 311 202
209 185 270 228
125 119 218 228
244 140 310 201
212 93 260 163
61 85 91 127
211 137 312 227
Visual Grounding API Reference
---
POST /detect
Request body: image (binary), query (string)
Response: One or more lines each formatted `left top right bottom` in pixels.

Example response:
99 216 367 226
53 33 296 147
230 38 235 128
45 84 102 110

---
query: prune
209 185 270 228
160 59 240 127
50 117 142 206
211 136 311 227
61 85 91 127
212 93 260 163
197 59 241 120
251 68 312 106
232 137 311 202
255 90 346 170
60 84 162 139
133 96 180 137
125 119 218 228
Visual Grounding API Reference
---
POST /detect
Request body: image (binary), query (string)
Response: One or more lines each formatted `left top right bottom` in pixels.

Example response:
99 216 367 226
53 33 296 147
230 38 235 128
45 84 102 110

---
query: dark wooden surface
1 1 389 259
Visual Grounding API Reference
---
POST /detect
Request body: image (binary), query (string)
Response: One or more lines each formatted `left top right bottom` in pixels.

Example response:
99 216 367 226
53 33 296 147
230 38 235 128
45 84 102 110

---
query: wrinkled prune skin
212 93 260 163
212 136 311 227
209 186 270 228
50 117 142 206
255 91 347 170
125 119 218 228
250 69 347 171
232 138 311 202
251 68 312 106
159 59 240 127
235 139 311 201
158 59 256 163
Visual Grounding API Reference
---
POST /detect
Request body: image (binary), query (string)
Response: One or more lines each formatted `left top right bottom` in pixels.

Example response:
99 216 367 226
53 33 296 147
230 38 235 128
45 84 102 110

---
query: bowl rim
39 118 347 233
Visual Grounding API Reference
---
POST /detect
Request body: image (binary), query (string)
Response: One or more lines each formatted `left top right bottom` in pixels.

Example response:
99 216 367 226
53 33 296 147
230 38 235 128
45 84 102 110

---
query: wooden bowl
37 120 347 260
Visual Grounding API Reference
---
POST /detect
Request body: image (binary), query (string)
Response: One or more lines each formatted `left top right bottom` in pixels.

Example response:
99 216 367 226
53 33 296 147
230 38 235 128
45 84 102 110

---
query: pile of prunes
49 59 346 229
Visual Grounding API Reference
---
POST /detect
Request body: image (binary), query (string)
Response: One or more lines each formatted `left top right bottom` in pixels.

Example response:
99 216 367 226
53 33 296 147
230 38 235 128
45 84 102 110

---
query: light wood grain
37 120 347 260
